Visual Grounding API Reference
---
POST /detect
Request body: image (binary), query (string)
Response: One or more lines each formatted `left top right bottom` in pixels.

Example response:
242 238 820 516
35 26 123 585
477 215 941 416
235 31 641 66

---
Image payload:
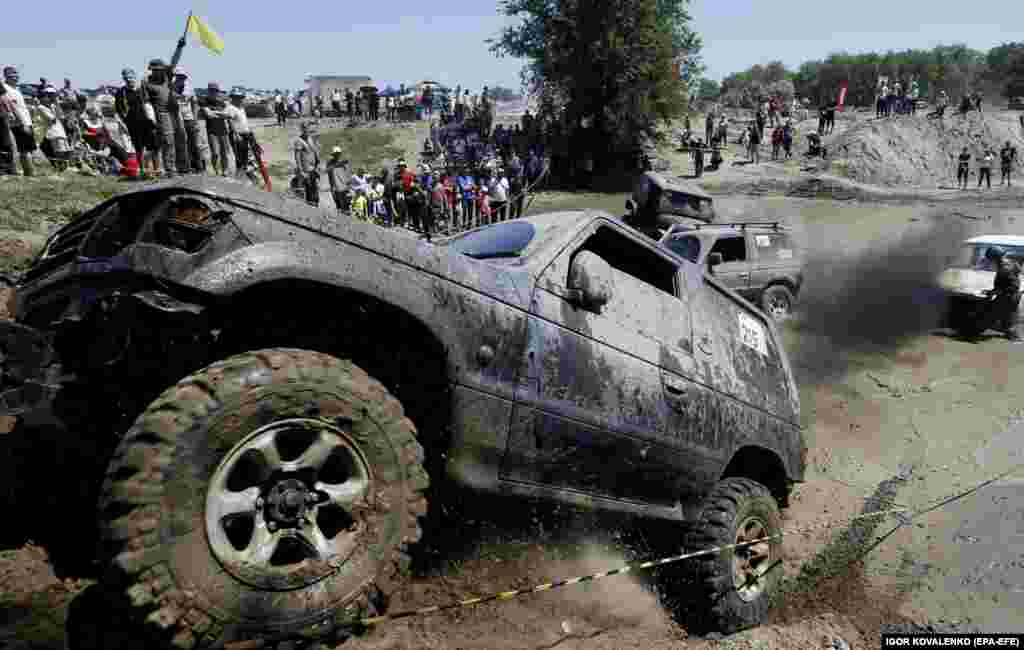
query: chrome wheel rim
732 515 773 602
205 418 372 590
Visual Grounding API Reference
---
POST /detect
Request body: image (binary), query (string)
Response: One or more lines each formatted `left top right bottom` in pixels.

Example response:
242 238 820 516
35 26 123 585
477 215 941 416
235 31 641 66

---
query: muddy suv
0 177 804 647
659 222 804 321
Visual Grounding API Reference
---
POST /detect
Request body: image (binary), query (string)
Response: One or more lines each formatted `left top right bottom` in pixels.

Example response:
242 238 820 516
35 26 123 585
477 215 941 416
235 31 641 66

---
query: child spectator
477 186 492 225
351 189 369 222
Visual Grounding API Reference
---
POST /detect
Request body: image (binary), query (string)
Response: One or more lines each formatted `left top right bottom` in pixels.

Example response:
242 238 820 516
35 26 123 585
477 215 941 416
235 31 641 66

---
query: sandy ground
2 107 1024 649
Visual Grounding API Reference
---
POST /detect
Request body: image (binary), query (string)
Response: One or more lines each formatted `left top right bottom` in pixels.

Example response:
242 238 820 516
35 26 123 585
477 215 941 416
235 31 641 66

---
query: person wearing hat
114 67 151 177
174 69 209 173
34 86 71 172
326 146 353 213
225 89 255 179
143 58 179 177
293 122 320 205
1 66 38 176
200 82 235 176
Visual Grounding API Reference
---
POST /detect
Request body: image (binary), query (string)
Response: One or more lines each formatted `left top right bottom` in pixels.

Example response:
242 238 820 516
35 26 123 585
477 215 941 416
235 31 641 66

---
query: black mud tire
760 285 795 321
96 349 429 649
675 478 782 635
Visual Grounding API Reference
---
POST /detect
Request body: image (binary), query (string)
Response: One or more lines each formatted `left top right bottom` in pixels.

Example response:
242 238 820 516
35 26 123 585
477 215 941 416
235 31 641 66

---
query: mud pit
3 138 1024 649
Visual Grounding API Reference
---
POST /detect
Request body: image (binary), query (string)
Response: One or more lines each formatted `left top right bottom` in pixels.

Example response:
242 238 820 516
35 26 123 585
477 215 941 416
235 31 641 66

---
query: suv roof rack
692 221 784 231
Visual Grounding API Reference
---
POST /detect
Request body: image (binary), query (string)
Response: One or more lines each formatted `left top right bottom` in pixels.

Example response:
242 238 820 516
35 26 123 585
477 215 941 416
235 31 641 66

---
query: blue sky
2 1 1021 91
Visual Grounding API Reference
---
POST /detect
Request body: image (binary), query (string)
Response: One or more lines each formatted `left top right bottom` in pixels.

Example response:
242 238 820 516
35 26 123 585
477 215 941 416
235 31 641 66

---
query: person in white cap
226 89 255 179
326 146 352 213
201 82 235 176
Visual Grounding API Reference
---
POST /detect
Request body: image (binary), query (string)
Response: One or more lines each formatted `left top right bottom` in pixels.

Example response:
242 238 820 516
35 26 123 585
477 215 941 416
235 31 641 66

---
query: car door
748 231 800 294
707 233 754 299
501 220 690 505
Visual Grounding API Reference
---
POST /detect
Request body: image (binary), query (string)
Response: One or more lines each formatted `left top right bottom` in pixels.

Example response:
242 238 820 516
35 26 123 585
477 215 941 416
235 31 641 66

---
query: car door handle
738 272 750 278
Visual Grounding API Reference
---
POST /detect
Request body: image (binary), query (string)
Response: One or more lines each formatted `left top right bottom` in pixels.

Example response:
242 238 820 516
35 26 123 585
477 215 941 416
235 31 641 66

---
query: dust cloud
551 542 675 634
787 211 970 383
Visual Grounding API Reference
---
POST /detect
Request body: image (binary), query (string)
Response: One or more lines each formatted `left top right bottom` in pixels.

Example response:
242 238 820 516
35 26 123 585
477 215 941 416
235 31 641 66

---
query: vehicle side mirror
708 252 723 268
567 251 614 314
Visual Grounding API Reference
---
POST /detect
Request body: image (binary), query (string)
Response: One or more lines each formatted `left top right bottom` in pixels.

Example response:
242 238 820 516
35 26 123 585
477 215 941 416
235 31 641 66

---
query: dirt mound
821 111 1024 187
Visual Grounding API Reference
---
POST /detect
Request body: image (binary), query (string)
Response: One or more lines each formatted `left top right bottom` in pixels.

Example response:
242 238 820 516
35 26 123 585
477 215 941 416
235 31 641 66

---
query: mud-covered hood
938 268 993 297
215 194 534 308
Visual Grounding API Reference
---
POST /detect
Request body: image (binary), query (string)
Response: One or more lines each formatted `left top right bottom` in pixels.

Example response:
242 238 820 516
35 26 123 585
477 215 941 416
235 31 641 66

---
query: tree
654 0 705 82
696 78 720 101
491 0 692 175
1006 49 1024 99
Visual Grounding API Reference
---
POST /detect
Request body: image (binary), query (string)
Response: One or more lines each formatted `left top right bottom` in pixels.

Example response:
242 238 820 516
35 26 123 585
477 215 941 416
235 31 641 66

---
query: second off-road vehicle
0 177 804 648
659 222 805 321
623 170 717 239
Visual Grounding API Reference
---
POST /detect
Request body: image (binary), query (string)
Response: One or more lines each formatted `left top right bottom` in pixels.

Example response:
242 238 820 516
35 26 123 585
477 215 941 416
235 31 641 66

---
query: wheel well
215 280 453 476
721 445 791 506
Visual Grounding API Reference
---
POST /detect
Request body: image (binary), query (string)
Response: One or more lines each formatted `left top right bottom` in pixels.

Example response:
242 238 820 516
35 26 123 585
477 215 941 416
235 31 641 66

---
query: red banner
837 81 848 111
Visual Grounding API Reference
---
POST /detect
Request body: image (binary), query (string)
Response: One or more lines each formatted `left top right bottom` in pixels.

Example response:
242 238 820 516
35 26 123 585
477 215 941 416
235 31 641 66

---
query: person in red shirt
400 160 415 192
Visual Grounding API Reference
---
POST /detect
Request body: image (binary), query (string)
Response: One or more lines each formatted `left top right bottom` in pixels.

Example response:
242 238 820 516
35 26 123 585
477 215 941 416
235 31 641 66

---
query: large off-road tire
760 285 795 321
676 478 782 635
96 349 429 649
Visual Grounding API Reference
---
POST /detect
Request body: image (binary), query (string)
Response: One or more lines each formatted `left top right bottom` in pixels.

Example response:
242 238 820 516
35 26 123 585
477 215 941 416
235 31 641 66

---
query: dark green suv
659 222 804 320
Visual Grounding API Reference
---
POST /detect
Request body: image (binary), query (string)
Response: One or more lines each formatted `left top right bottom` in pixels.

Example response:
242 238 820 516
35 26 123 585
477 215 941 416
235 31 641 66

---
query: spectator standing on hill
771 124 782 160
0 84 15 175
747 123 760 164
144 59 179 177
293 122 320 205
1 66 37 176
490 169 510 221
782 120 794 159
1001 141 1017 187
705 110 715 148
202 83 235 176
957 147 971 190
978 149 994 189
326 147 350 213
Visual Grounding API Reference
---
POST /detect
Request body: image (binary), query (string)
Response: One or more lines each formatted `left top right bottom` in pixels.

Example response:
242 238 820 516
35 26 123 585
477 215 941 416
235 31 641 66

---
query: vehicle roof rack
692 221 784 231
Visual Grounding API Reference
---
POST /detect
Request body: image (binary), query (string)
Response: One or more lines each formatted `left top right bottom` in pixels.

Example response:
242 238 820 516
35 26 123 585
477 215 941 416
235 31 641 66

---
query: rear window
751 232 796 261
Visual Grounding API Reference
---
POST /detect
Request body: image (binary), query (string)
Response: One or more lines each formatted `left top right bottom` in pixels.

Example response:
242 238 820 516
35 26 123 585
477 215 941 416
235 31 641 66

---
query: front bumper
0 320 62 417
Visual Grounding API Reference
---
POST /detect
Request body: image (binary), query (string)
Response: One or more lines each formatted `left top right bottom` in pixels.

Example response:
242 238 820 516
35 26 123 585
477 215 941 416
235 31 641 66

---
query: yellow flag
187 15 224 55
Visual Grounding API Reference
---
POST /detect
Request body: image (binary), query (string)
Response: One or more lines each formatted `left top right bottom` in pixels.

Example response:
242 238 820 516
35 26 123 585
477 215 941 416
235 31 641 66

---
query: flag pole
171 11 193 67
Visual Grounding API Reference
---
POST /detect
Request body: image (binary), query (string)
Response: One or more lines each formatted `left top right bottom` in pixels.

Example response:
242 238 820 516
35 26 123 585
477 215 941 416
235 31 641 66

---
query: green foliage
696 78 720 100
491 0 694 169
